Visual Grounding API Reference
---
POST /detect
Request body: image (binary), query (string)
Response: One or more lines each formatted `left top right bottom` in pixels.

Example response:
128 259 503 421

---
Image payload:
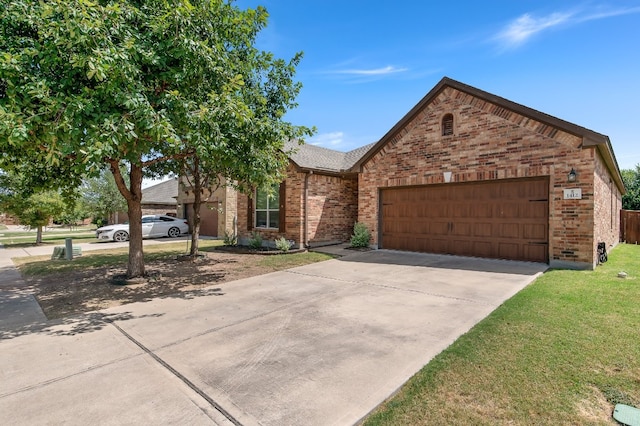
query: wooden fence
621 210 640 244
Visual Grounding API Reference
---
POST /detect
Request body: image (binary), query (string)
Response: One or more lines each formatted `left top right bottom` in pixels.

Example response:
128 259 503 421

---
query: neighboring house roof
285 140 375 174
142 178 178 205
353 76 624 193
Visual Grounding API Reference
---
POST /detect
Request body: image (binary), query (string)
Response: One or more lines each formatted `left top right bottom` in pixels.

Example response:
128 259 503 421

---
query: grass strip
365 244 640 425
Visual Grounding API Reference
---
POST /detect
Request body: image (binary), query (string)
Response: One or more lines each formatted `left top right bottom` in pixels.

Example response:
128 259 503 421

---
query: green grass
365 244 640 425
14 240 335 276
14 240 224 275
256 251 336 270
0 227 97 247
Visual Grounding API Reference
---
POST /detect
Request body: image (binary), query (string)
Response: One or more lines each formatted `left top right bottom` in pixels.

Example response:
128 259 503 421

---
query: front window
255 185 280 228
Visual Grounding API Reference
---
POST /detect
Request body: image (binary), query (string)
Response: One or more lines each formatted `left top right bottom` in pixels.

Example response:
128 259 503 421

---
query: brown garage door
186 203 219 237
380 177 549 263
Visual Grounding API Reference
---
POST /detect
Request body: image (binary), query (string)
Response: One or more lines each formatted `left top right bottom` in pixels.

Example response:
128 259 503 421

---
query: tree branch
140 150 195 168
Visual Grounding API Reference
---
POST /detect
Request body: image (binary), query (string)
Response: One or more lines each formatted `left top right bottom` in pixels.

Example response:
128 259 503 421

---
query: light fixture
567 168 577 183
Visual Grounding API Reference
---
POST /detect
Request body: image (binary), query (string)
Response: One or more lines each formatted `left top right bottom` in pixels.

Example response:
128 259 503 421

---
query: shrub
248 231 263 250
350 222 370 248
223 230 237 246
275 237 294 252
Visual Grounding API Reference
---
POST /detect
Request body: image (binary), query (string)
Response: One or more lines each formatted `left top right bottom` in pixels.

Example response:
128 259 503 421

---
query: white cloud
308 132 344 147
494 12 572 49
576 6 640 23
333 65 408 76
494 6 640 50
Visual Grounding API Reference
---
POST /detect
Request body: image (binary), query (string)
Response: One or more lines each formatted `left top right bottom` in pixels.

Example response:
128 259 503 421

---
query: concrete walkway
0 242 547 425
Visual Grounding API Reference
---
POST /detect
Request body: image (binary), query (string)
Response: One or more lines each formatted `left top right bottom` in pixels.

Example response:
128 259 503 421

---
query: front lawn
365 244 640 425
0 226 97 248
14 240 334 319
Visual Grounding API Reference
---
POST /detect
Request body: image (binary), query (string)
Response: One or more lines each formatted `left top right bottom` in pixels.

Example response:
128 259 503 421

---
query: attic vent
442 114 454 136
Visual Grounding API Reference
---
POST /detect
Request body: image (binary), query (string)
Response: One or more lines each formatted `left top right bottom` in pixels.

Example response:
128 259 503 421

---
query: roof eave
582 136 626 194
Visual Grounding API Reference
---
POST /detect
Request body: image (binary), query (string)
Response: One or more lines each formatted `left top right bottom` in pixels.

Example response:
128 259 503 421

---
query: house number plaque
563 188 582 200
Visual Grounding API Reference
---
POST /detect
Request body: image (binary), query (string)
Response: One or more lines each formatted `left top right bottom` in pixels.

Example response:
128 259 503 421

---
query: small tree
0 171 65 244
622 165 640 210
350 222 371 248
54 202 89 231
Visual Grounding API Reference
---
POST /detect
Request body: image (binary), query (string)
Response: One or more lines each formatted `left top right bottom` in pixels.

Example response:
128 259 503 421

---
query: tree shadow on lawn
28 254 240 320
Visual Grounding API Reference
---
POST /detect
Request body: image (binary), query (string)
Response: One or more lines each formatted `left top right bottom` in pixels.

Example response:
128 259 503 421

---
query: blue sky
235 0 640 171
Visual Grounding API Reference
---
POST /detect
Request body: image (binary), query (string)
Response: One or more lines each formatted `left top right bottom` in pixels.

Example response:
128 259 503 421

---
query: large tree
0 1 311 277
622 165 640 210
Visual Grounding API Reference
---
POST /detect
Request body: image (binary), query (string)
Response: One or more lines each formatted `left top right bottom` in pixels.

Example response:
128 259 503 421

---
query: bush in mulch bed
215 245 307 255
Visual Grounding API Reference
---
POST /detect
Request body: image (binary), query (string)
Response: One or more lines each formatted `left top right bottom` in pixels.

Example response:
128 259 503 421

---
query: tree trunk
190 207 201 256
126 165 145 278
109 160 145 278
36 225 43 245
189 157 201 257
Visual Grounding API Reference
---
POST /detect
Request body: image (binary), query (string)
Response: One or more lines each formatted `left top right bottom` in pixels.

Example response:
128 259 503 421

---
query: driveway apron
1 250 546 425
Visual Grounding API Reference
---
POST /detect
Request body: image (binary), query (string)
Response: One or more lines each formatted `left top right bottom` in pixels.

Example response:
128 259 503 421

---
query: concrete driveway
0 249 547 425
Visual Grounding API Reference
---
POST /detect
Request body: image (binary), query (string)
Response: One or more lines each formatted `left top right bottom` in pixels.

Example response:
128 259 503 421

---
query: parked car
96 215 189 242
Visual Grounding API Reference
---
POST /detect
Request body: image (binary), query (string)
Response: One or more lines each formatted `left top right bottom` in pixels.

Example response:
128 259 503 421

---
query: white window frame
254 185 280 229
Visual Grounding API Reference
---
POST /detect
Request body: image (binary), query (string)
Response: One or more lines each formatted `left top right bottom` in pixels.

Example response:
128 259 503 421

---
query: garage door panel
428 238 449 253
499 203 519 218
380 177 549 263
474 223 493 237
498 242 520 259
526 202 548 218
471 241 493 258
523 244 548 263
500 223 520 238
523 223 547 240
451 222 470 236
449 239 472 256
452 204 470 218
475 203 493 218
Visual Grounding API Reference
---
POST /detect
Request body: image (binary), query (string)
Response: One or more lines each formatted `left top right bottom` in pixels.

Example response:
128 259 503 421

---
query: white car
96 215 189 242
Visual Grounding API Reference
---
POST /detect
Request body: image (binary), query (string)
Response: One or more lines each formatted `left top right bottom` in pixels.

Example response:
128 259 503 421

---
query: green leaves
1 0 314 274
622 165 640 210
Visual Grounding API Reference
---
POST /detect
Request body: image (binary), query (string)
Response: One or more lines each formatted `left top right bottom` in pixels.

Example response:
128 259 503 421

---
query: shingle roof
142 178 178 205
285 140 374 174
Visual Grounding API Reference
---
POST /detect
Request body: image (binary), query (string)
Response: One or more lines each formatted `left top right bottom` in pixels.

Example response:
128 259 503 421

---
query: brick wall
306 173 358 245
237 164 304 247
359 86 610 267
237 164 357 247
593 149 622 262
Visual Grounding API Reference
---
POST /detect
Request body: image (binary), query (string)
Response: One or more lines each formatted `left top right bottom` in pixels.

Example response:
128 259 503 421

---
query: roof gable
353 77 624 192
142 178 178 204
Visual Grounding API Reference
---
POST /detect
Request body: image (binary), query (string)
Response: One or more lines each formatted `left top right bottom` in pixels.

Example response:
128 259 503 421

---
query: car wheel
168 227 181 238
113 230 129 242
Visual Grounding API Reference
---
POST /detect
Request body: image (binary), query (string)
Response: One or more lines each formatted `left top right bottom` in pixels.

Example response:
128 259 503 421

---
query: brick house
110 178 179 224
353 77 624 269
211 77 624 269
176 178 236 238
236 141 372 247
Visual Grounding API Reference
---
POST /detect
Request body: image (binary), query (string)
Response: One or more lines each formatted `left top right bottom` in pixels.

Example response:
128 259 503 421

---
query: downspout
304 171 312 248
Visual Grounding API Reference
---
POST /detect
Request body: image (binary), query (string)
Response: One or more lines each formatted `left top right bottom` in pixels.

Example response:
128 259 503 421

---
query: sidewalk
0 237 197 332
